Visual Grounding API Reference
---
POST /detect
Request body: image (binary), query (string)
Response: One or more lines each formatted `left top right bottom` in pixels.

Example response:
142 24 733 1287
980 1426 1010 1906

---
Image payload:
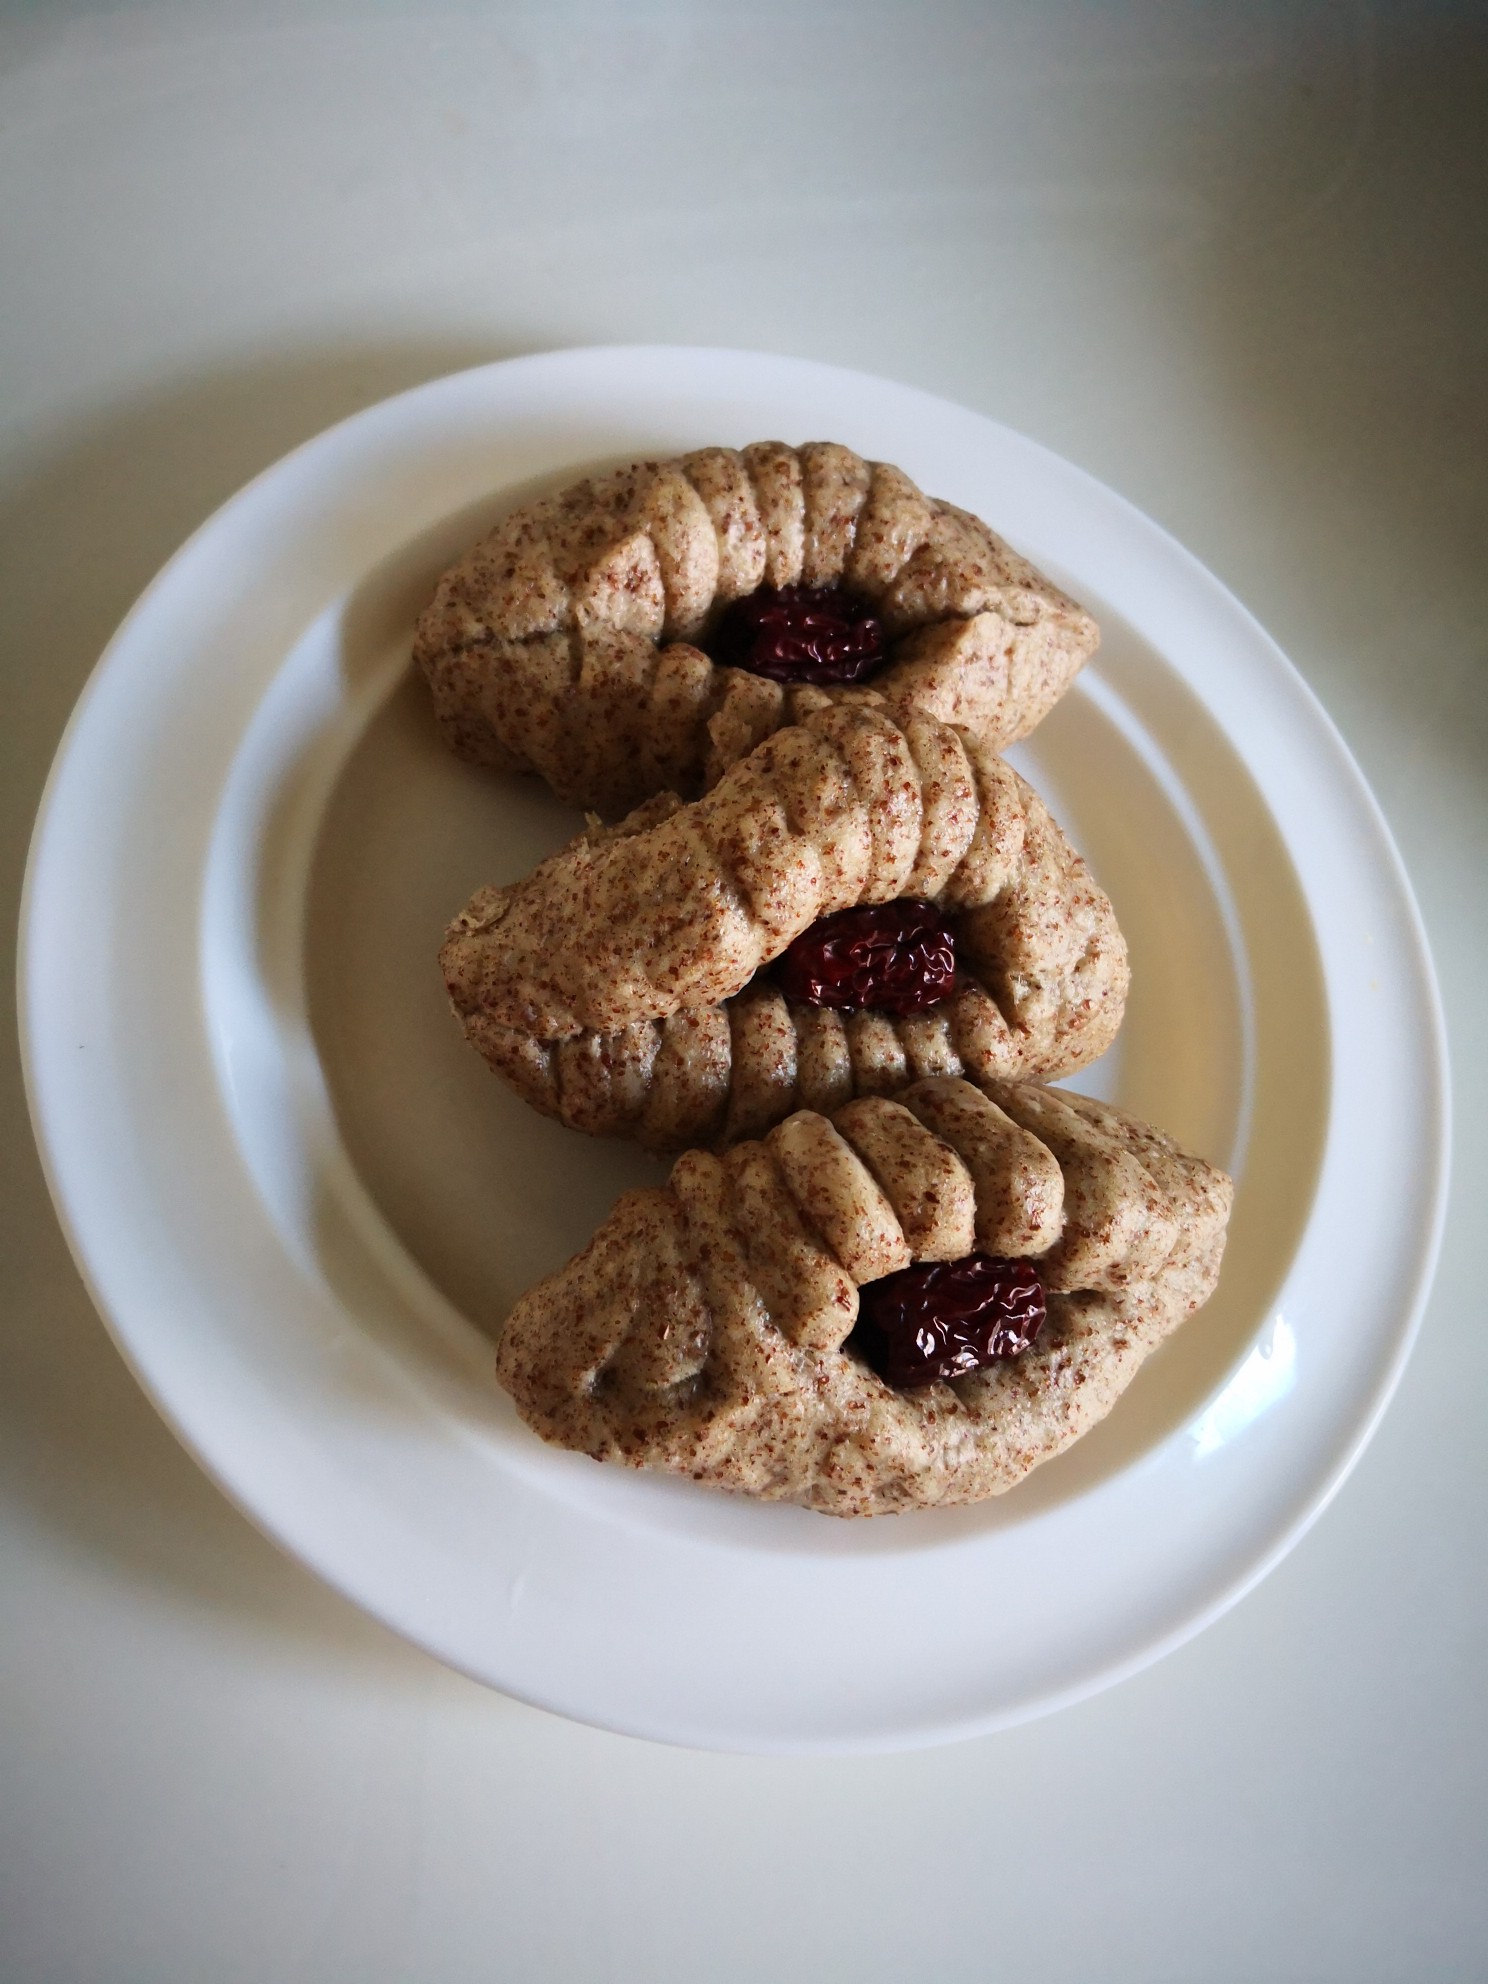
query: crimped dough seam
442 695 1129 1144
416 442 1100 815
496 1078 1233 1516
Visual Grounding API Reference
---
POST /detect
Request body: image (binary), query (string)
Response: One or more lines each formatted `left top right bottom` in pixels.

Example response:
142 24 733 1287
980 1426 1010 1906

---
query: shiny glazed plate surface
20 347 1448 1752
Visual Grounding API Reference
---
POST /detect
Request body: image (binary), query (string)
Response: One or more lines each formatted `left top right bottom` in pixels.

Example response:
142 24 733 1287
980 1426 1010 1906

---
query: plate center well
284 563 1327 1533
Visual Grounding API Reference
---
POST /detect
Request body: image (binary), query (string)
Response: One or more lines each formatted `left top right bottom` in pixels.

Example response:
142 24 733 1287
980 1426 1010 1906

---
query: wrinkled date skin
850 1255 1047 1388
709 583 885 684
773 900 957 1014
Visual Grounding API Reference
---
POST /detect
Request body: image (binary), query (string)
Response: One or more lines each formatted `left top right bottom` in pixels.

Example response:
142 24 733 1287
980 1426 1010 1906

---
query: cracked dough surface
415 441 1099 816
496 1078 1233 1516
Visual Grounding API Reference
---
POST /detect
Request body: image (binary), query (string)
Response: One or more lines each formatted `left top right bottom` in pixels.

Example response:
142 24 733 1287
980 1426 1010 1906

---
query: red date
850 1255 1047 1387
710 583 885 684
773 900 957 1015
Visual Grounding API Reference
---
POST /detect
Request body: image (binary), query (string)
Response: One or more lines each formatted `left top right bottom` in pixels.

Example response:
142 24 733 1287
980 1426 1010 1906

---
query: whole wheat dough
415 441 1099 816
496 1077 1233 1516
441 692 1129 1147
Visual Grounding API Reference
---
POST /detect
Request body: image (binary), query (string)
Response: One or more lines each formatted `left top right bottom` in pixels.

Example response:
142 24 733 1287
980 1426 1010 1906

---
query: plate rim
17 344 1451 1752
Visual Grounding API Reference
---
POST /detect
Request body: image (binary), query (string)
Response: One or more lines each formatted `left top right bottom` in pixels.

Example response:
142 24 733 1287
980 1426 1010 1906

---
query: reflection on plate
21 348 1448 1750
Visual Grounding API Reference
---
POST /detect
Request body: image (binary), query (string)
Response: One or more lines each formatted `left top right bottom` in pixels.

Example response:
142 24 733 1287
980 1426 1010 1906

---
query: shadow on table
1163 11 1488 809
0 334 532 1678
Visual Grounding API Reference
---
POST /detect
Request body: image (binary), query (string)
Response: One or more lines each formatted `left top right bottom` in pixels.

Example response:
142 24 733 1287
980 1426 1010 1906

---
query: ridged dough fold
415 442 1099 816
441 695 1129 1147
496 1079 1233 1516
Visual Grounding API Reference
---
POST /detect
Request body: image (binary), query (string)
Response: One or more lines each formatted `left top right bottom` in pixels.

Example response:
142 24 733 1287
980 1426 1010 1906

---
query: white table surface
3 4 1483 1978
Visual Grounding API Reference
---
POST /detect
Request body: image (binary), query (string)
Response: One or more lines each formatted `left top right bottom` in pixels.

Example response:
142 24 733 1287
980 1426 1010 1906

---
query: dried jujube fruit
709 583 885 685
849 1254 1047 1388
772 899 957 1015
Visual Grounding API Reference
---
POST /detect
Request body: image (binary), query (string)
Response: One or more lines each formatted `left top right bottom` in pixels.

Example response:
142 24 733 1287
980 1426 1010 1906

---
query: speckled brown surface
414 442 1099 816
441 692 1129 1146
496 1078 1233 1516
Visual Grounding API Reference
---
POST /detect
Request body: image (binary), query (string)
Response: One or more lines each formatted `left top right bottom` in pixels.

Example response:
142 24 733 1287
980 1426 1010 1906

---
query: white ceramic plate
21 348 1448 1754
